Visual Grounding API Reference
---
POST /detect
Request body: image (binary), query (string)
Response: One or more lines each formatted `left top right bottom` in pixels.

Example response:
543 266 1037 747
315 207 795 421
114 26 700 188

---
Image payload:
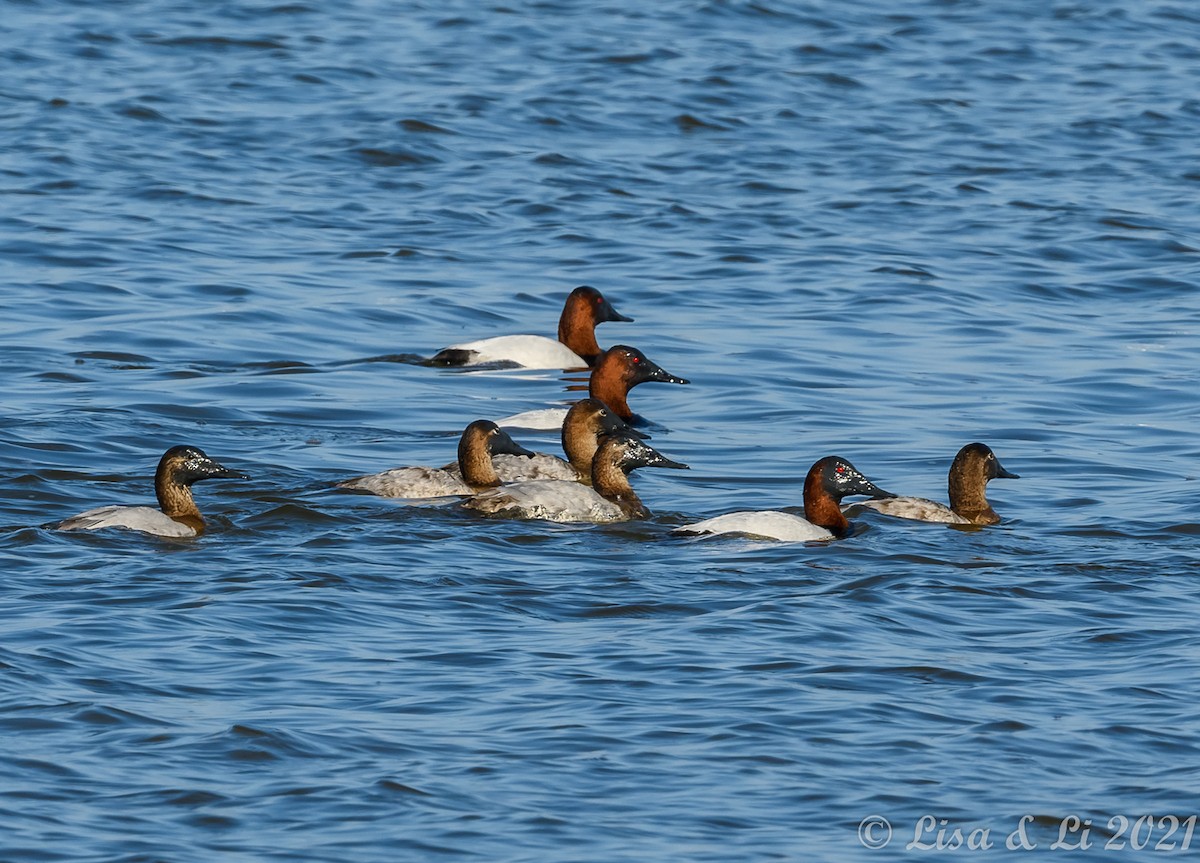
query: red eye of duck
836 465 846 474
595 296 603 304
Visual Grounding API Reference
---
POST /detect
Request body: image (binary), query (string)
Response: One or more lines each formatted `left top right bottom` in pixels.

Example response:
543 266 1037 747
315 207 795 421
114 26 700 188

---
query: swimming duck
338 420 535 498
858 442 1018 525
465 432 688 523
589 345 690 423
56 445 247 538
446 398 637 484
676 456 892 542
428 285 632 369
497 345 690 430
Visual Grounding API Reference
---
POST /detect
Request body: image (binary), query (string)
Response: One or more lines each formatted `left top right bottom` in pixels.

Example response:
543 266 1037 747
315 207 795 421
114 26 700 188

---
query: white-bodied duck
429 285 632 369
676 456 892 542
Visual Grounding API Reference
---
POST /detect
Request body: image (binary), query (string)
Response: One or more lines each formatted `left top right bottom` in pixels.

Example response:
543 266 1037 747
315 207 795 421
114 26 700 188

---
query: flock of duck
55 286 1018 541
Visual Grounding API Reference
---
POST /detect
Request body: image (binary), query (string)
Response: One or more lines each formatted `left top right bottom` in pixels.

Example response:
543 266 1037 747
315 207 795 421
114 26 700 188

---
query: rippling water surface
3 0 1199 860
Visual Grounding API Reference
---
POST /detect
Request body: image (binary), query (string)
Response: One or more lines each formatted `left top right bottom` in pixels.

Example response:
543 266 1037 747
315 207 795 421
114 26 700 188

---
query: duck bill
600 297 633 324
598 407 649 439
993 460 1019 480
852 476 894 499
493 430 537 459
638 356 690 386
202 461 249 481
639 446 689 470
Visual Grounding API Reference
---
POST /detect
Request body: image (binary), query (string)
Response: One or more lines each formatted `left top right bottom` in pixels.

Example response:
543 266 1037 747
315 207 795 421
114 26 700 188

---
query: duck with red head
495 344 691 431
442 398 637 484
588 344 690 424
428 285 633 369
56 445 248 538
676 456 893 542
858 442 1018 525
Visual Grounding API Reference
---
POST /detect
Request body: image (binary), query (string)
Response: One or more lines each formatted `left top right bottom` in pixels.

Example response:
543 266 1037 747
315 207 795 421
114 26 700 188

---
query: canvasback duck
858 442 1018 525
496 344 691 430
588 345 690 423
676 456 893 542
338 420 535 498
464 432 688 523
447 398 638 484
428 285 632 369
56 445 247 538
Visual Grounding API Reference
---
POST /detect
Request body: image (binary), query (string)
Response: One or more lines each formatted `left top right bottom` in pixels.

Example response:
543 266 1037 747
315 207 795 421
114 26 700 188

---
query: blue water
3 0 1199 860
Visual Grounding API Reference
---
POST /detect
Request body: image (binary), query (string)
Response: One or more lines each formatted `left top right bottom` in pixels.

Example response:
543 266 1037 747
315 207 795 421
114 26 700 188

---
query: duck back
431 335 587 370
859 497 969 524
677 511 834 542
466 480 625 523
57 505 199 538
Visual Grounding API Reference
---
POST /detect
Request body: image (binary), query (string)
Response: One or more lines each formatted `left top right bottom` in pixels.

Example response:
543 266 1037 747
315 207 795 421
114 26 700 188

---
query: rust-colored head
557 286 633 366
587 345 689 421
802 456 892 536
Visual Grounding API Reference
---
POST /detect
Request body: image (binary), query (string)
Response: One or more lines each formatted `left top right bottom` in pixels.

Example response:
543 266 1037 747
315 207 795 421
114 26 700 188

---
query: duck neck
589 369 633 421
948 472 998 524
558 307 601 366
459 432 501 488
561 417 598 482
592 458 645 516
803 473 850 536
155 478 206 535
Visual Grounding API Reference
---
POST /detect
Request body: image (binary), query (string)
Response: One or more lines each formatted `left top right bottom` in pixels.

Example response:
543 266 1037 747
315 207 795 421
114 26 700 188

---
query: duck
445 398 639 484
676 456 893 542
464 432 688 523
56 445 247 538
428 285 632 369
589 345 690 423
496 344 690 430
857 442 1018 525
338 420 535 499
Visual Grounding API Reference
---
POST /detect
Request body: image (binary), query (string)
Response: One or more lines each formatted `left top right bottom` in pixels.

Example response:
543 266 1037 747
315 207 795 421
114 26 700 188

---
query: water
2 0 1199 859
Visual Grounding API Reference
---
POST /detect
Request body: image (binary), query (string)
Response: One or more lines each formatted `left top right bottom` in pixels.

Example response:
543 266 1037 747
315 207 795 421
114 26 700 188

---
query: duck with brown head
676 456 892 542
428 285 633 369
442 398 638 484
465 432 688 523
338 420 535 499
56 445 248 538
859 442 1018 525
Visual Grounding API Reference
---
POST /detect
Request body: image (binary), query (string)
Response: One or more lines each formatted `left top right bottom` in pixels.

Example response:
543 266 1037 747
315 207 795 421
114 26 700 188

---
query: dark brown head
802 456 892 536
561 397 642 476
459 420 535 463
154 445 247 524
156 445 248 488
557 286 633 366
948 442 1017 524
587 345 690 420
590 432 688 513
